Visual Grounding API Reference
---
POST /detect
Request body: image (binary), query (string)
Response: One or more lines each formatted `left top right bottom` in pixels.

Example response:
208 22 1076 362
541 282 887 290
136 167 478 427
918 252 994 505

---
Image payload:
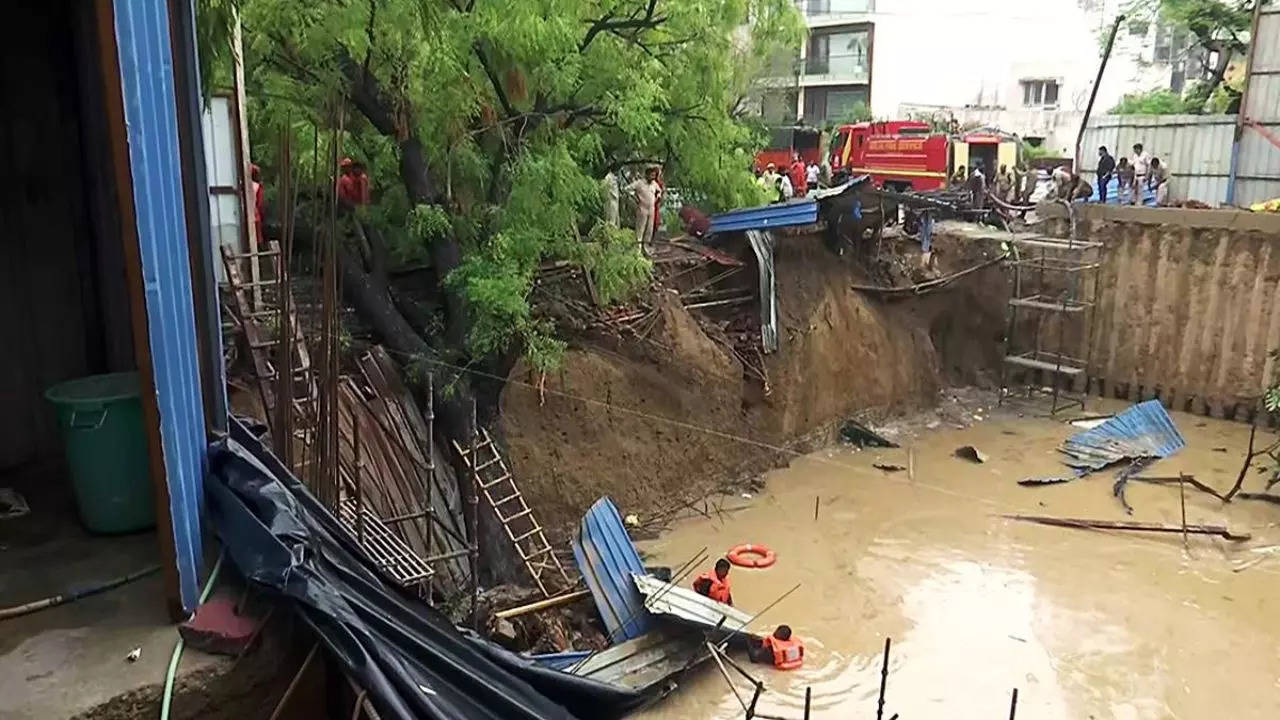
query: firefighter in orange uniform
749 625 805 670
692 558 733 605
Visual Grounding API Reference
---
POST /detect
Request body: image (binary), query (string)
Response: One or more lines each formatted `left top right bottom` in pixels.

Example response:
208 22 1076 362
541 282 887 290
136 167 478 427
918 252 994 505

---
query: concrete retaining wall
1043 204 1280 419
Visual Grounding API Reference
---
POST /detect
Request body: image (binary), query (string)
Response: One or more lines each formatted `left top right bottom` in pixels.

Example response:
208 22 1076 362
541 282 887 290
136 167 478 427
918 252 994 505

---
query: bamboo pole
494 590 592 620
1001 513 1250 541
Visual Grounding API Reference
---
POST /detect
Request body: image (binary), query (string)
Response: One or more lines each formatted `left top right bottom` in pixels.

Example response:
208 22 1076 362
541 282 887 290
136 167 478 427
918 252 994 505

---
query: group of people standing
603 165 665 250
952 162 1036 209
755 152 824 203
1094 143 1169 205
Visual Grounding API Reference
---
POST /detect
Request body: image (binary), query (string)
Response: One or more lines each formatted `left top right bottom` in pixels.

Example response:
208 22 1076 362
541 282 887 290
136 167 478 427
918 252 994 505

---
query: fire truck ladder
453 428 571 597
999 222 1101 414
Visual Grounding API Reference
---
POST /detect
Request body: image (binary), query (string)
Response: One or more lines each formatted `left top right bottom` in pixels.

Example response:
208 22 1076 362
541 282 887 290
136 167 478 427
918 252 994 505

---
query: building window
762 90 798 124
802 0 874 15
1021 79 1060 107
806 28 869 76
1154 22 1188 63
803 85 869 125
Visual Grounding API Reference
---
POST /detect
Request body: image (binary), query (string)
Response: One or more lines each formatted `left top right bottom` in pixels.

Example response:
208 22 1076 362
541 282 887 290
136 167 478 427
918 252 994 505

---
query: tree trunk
337 241 472 443
1195 40 1233 111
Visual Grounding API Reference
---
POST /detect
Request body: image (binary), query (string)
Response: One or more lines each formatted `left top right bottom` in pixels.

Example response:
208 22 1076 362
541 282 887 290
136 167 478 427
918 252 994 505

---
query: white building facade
771 0 1201 155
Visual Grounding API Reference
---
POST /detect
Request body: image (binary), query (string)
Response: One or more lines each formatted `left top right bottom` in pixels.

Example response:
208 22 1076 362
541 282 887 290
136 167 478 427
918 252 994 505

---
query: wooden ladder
454 428 570 596
220 243 317 469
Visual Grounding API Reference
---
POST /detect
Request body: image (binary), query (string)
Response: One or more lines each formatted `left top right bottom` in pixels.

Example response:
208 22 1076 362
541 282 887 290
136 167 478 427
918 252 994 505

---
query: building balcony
794 0 875 25
801 53 869 85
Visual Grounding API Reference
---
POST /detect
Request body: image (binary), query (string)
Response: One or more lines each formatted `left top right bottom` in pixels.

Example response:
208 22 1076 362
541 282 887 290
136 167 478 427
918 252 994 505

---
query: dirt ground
631 399 1280 720
498 230 1010 536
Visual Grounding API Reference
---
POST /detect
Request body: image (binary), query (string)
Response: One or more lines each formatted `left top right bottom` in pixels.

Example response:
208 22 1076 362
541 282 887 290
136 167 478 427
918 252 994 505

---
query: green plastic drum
45 372 156 534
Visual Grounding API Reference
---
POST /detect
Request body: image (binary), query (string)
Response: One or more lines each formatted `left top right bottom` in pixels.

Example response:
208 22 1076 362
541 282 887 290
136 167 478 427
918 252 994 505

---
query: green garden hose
159 552 224 720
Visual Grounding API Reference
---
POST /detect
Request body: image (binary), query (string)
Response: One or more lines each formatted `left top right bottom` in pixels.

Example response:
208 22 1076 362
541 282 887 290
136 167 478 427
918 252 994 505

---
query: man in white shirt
626 166 661 248
1130 142 1151 205
805 162 820 192
778 173 794 201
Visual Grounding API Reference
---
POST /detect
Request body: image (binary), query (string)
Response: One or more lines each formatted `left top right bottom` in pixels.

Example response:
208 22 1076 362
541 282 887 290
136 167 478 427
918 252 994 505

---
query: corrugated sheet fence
1237 4 1280 206
1078 115 1238 206
1045 206 1280 420
1076 7 1280 210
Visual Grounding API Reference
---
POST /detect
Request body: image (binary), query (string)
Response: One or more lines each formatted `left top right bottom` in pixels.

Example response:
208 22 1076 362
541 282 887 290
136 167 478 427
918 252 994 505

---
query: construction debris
1016 476 1072 486
841 420 898 448
1021 401 1188 509
1059 400 1186 472
1001 513 1251 541
954 445 988 463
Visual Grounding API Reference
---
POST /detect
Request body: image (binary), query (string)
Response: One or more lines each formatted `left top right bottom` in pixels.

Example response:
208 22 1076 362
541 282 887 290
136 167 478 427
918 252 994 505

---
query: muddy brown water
632 405 1280 719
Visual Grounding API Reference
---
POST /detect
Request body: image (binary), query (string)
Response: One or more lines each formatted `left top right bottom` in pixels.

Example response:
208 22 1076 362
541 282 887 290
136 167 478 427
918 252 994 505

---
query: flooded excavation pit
633 407 1280 720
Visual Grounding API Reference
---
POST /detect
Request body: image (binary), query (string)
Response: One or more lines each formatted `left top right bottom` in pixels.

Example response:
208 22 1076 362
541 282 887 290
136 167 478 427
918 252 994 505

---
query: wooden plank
230 12 261 311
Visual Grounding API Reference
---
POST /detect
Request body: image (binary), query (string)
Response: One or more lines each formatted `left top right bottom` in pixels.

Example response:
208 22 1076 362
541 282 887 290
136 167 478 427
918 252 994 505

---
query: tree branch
363 0 378 74
473 43 516 119
580 0 665 53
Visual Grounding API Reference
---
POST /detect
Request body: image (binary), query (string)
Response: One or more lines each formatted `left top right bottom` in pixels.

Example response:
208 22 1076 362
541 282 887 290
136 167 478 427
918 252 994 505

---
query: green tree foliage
220 0 801 372
1122 0 1253 113
828 100 872 128
1109 87 1194 114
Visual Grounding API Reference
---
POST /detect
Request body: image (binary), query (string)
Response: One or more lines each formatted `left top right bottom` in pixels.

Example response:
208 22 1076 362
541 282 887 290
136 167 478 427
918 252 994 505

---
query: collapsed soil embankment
497 230 1009 534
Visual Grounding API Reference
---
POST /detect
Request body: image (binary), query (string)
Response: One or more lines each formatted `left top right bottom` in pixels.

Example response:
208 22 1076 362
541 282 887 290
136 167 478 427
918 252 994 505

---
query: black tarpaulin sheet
206 420 645 720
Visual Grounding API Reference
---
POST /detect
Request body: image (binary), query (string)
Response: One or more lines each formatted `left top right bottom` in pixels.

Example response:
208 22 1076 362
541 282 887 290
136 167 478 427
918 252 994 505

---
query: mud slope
499 232 1008 532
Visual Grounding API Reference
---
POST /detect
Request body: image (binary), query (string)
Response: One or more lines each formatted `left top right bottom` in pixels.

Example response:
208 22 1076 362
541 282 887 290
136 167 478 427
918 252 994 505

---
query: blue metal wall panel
1061 400 1185 472
709 200 818 234
114 0 207 611
572 497 652 642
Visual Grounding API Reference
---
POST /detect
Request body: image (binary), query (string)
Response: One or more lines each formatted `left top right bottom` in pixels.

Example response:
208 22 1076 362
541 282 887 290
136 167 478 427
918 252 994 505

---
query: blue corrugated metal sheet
572 497 652 642
709 199 818 234
1061 400 1185 471
115 0 208 611
529 650 592 671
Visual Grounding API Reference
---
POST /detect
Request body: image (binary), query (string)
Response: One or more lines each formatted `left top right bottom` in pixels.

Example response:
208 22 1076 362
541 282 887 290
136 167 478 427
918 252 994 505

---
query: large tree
1122 0 1254 113
205 0 801 437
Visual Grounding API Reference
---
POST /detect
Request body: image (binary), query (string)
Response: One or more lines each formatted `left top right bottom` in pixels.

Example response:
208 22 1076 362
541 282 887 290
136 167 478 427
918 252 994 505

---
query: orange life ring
727 543 777 569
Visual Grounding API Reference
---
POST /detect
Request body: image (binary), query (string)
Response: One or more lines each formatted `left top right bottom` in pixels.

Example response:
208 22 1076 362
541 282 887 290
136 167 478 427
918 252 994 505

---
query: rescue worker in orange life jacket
748 625 805 670
692 558 733 605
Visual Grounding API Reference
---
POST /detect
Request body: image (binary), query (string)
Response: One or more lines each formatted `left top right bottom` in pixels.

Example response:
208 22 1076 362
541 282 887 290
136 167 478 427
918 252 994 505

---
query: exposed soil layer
498 230 1010 534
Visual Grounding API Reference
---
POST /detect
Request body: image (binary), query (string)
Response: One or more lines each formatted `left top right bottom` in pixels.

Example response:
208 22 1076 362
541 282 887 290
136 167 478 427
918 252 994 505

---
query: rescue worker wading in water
748 625 805 670
692 558 733 605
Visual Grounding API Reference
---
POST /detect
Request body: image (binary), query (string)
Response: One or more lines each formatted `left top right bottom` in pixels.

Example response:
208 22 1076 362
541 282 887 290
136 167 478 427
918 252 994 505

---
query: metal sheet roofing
528 651 592 671
708 199 817 234
572 497 652 642
570 629 708 691
632 573 753 631
1060 400 1185 472
707 178 865 235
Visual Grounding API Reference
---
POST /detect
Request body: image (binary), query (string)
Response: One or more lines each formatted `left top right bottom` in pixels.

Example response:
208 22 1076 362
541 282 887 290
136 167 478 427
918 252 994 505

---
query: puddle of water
632 408 1280 719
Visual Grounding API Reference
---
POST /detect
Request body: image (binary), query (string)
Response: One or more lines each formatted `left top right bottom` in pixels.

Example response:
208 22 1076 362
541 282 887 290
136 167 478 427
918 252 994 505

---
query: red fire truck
753 125 822 172
828 121 1019 192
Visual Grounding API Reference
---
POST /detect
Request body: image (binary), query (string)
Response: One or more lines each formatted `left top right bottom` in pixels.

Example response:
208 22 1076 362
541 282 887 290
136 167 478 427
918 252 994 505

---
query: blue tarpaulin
1061 400 1186 471
571 497 652 642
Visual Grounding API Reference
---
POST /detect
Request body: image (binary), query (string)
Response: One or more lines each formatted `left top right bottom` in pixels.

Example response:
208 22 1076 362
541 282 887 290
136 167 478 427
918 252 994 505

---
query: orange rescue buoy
727 543 776 569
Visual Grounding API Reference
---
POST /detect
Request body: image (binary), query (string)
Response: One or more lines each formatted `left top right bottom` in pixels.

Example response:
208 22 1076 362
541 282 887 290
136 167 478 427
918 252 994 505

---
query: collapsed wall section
498 231 1009 533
